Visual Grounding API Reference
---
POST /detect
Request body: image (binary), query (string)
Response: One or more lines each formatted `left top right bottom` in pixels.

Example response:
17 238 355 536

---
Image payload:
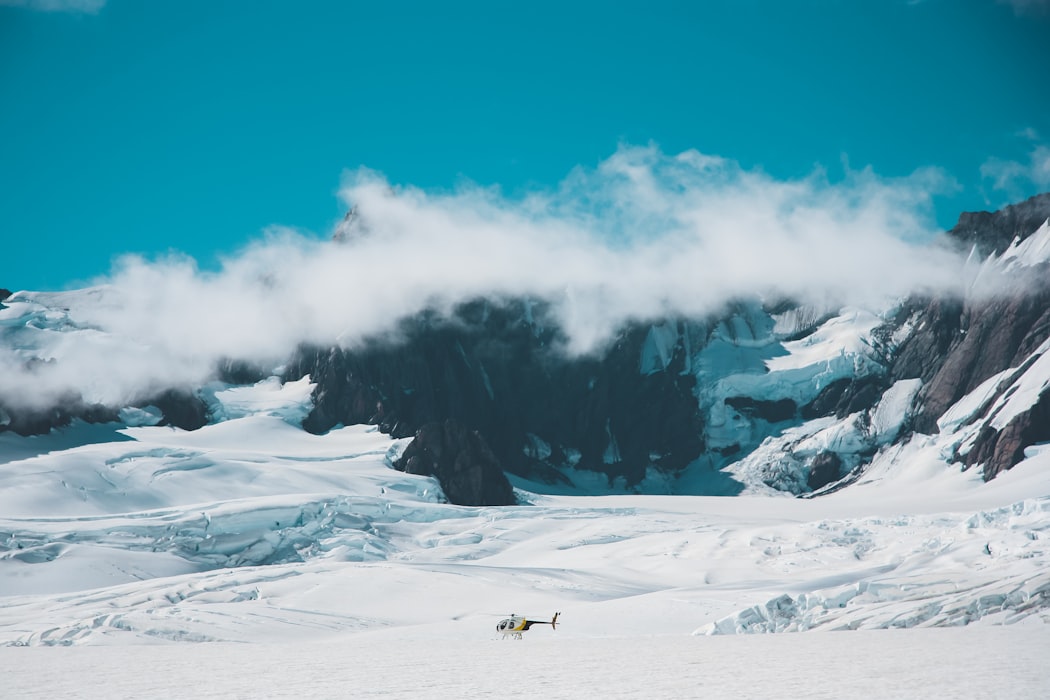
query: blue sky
2 0 1049 292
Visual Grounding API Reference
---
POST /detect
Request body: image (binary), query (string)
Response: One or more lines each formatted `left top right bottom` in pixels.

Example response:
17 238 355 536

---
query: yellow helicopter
495 612 559 639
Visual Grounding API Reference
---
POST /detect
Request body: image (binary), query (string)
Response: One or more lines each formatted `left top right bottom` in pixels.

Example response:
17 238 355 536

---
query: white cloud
2 145 977 411
981 142 1050 198
996 0 1050 15
0 0 105 13
1017 127 1040 141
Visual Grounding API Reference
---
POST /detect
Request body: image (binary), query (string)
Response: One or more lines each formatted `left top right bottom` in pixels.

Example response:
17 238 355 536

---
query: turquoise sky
2 0 1048 292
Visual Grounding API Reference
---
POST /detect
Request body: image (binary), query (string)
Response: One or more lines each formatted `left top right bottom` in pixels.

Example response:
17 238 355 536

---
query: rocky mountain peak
948 192 1050 257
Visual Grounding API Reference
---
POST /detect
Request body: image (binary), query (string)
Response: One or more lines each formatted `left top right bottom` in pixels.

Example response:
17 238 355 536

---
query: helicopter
495 612 559 639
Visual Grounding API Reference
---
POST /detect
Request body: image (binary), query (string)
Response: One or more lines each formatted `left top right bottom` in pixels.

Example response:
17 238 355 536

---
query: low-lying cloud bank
2 145 979 411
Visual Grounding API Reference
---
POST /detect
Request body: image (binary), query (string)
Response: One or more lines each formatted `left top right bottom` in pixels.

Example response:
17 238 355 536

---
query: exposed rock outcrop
800 376 887 421
964 387 1050 480
147 388 210 431
725 397 797 423
0 388 208 436
948 192 1050 257
286 301 705 490
0 393 117 436
907 294 1050 433
887 192 1050 476
393 419 515 506
807 451 843 491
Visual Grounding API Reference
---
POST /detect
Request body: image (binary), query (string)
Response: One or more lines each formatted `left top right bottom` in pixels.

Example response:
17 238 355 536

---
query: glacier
1 385 1049 696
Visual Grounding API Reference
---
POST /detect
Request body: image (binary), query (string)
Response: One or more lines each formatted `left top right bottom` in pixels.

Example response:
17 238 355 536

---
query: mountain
2 196 1050 663
292 193 1050 501
2 194 1050 507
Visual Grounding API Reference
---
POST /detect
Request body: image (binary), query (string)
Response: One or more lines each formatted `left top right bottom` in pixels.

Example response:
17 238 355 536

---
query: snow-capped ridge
997 218 1050 270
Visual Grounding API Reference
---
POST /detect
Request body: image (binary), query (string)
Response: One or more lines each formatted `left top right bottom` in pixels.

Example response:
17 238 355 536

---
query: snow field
2 412 1049 651
3 627 1048 699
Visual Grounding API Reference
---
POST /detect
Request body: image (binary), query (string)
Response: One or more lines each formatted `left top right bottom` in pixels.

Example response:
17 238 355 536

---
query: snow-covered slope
2 401 1049 696
2 375 1048 651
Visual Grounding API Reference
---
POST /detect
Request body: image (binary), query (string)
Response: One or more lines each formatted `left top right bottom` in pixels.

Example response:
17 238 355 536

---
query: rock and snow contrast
2 194 1050 697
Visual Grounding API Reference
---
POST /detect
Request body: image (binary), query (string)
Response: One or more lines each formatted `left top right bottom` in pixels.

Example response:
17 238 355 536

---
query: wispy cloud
2 145 973 410
996 0 1050 16
0 0 105 13
981 132 1050 200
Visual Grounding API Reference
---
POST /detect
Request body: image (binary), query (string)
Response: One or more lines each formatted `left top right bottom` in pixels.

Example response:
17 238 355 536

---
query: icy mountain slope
0 284 923 498
688 197 1050 496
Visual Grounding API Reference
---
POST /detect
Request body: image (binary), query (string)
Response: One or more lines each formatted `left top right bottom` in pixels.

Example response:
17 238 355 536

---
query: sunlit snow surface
1 385 1050 697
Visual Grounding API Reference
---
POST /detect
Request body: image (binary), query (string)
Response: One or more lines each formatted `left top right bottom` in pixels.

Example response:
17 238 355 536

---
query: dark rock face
147 388 210 431
948 192 1050 257
965 388 1050 480
886 192 1050 477
0 393 118 436
801 376 886 421
286 301 705 491
393 419 515 506
906 293 1050 434
725 397 796 423
0 387 209 436
888 298 965 388
807 451 843 491
215 358 270 386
